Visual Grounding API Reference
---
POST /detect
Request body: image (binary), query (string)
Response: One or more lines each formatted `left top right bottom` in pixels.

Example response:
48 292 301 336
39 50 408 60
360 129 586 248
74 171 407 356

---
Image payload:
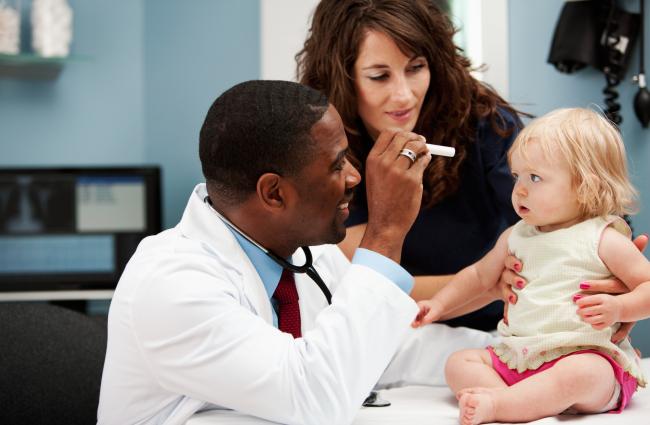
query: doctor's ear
257 173 288 210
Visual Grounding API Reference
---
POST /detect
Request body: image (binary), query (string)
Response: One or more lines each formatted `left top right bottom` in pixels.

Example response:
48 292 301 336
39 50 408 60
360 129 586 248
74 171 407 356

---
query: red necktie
273 269 301 338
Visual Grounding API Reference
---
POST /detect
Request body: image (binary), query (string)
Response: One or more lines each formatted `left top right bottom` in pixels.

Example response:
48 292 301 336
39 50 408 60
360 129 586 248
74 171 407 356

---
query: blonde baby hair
508 107 638 218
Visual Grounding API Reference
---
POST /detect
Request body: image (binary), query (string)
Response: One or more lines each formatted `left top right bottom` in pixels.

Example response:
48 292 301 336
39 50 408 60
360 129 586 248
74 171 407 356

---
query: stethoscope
205 196 332 304
205 196 390 407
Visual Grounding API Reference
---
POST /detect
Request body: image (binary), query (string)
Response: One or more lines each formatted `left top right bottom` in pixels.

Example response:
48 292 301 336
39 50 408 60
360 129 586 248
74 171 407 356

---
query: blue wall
0 0 146 166
0 0 259 228
143 0 259 227
509 0 650 354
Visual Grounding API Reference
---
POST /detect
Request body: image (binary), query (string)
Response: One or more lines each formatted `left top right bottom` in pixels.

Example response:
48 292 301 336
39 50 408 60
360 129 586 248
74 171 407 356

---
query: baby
412 108 648 424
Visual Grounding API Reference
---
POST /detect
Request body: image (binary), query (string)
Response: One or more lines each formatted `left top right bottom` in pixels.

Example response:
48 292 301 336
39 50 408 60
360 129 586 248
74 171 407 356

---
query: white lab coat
97 184 496 425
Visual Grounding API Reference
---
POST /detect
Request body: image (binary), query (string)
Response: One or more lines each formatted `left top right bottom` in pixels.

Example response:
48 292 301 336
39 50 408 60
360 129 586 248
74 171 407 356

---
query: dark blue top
346 110 521 331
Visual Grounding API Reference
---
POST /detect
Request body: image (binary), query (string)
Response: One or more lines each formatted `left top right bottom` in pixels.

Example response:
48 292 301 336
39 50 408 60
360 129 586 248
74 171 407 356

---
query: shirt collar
226 226 283 298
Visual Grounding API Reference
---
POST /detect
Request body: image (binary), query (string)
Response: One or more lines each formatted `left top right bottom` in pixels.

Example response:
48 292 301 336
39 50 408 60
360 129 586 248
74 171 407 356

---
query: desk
187 358 650 424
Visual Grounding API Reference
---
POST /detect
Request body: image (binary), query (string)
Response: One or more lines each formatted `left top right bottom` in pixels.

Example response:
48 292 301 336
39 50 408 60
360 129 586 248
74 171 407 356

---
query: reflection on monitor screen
0 167 161 292
77 176 146 232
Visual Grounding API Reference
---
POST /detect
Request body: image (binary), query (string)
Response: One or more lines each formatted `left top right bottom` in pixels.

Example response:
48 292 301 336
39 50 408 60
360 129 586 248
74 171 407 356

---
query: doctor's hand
360 129 431 263
411 299 444 328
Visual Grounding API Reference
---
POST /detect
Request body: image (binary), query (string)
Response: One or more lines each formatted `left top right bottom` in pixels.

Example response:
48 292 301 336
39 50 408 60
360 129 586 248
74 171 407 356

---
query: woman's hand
573 276 631 342
498 255 526 303
574 234 647 342
499 234 647 334
495 254 527 325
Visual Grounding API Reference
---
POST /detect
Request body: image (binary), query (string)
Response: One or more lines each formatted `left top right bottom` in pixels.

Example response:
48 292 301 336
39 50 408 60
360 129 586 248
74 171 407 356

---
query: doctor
97 80 495 425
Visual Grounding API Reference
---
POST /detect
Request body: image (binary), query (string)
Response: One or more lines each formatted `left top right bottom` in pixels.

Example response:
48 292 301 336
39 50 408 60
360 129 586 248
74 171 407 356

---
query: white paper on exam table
187 358 650 425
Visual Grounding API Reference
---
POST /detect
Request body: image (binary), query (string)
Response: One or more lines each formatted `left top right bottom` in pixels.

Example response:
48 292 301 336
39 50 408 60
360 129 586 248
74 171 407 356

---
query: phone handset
547 0 641 125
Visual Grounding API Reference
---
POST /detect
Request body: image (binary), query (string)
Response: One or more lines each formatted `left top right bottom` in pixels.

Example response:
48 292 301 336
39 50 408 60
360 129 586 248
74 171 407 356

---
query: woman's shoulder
474 106 522 151
478 106 522 133
496 105 521 123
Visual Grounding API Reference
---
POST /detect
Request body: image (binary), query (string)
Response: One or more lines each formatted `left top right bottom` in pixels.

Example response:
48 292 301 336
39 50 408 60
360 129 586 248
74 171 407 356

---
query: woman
297 0 522 331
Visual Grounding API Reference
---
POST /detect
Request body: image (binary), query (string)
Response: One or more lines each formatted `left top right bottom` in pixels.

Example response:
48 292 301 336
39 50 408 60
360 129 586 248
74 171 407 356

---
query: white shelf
0 290 114 301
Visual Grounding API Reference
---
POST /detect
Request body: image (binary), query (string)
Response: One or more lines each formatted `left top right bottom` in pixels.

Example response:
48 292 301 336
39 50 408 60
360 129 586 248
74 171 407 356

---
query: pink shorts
487 347 638 413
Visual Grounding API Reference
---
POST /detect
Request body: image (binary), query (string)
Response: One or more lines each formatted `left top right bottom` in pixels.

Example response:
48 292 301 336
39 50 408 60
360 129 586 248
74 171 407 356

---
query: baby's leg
445 349 507 394
457 353 617 425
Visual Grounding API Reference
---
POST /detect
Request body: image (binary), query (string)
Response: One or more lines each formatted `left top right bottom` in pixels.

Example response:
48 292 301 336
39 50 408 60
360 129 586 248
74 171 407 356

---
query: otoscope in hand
426 143 455 157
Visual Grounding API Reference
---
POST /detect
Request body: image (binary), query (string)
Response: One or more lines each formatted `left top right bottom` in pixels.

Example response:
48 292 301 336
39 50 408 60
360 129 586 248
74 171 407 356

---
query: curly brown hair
296 0 522 207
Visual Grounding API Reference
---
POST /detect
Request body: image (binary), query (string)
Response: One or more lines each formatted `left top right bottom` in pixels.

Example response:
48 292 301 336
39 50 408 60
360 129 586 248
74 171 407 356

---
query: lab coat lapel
178 184 274 324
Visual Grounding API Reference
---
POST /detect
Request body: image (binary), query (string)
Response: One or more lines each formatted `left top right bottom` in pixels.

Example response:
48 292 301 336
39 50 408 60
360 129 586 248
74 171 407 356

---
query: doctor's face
287 105 361 246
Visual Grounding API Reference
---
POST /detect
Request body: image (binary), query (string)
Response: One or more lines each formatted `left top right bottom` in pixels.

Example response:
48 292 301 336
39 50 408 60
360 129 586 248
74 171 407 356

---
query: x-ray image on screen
0 175 75 234
0 167 160 292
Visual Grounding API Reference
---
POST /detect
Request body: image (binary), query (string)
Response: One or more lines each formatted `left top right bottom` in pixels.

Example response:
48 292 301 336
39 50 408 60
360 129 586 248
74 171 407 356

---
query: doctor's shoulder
310 244 351 293
121 228 243 294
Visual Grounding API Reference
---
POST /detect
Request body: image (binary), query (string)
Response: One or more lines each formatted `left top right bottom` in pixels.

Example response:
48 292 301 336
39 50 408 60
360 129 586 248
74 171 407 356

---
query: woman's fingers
499 267 525 291
577 278 627 295
504 255 522 273
501 282 517 304
632 234 648 253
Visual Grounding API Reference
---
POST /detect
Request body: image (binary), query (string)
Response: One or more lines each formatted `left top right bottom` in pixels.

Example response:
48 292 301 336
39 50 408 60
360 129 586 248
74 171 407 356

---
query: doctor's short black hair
199 80 329 205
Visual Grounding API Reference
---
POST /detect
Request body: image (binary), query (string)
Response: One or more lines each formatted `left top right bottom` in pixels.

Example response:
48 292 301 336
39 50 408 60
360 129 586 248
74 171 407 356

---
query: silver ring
398 148 417 164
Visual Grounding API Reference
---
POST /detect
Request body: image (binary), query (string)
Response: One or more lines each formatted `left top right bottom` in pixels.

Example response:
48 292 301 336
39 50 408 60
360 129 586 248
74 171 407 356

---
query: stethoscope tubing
205 196 332 304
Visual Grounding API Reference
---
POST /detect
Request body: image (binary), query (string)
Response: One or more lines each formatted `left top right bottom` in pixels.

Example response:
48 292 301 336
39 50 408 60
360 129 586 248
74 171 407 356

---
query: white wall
261 0 509 99
260 0 319 81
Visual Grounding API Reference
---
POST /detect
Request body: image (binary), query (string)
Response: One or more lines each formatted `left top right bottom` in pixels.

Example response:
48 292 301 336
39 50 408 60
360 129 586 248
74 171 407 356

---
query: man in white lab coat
97 80 494 425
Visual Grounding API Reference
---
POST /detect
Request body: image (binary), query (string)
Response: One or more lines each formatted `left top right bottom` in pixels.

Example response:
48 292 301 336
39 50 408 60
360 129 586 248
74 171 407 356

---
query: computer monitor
0 167 161 292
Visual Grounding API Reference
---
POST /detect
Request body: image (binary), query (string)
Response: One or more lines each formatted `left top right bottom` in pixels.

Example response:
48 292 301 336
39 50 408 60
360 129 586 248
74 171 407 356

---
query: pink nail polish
514 263 521 272
579 282 590 290
516 280 524 289
572 294 583 302
508 295 515 304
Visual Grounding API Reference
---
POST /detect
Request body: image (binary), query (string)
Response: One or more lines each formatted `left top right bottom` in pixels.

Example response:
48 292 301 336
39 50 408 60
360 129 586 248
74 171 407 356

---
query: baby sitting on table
412 108 648 424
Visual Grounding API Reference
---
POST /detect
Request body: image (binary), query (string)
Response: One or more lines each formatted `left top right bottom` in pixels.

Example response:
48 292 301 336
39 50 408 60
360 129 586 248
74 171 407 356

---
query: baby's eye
531 174 541 183
511 173 519 182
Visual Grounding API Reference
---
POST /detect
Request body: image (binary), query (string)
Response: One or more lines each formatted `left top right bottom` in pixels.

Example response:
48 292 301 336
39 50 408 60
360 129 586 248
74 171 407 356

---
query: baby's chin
519 215 543 228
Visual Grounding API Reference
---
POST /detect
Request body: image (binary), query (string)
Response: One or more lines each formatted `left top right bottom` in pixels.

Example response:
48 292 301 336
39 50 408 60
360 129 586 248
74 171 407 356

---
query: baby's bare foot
455 386 493 400
458 391 496 425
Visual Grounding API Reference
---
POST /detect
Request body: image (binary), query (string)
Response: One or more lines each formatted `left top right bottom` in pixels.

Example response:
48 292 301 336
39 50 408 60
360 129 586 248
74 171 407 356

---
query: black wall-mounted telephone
548 0 641 125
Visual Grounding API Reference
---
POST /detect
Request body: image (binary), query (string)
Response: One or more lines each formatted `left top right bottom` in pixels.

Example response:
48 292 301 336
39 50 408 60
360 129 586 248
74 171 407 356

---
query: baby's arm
411 227 512 327
576 227 650 329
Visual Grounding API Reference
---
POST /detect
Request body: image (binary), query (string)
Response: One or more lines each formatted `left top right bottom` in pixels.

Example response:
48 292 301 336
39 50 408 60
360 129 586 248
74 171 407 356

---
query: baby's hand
575 294 622 330
411 299 444 328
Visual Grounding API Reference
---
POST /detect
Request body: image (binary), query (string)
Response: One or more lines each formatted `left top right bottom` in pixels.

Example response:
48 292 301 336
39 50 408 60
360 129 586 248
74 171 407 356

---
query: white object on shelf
31 0 72 58
0 1 20 54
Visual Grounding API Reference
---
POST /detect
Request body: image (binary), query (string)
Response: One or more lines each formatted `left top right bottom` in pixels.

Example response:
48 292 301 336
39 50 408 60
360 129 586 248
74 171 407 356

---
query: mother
297 0 522 330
